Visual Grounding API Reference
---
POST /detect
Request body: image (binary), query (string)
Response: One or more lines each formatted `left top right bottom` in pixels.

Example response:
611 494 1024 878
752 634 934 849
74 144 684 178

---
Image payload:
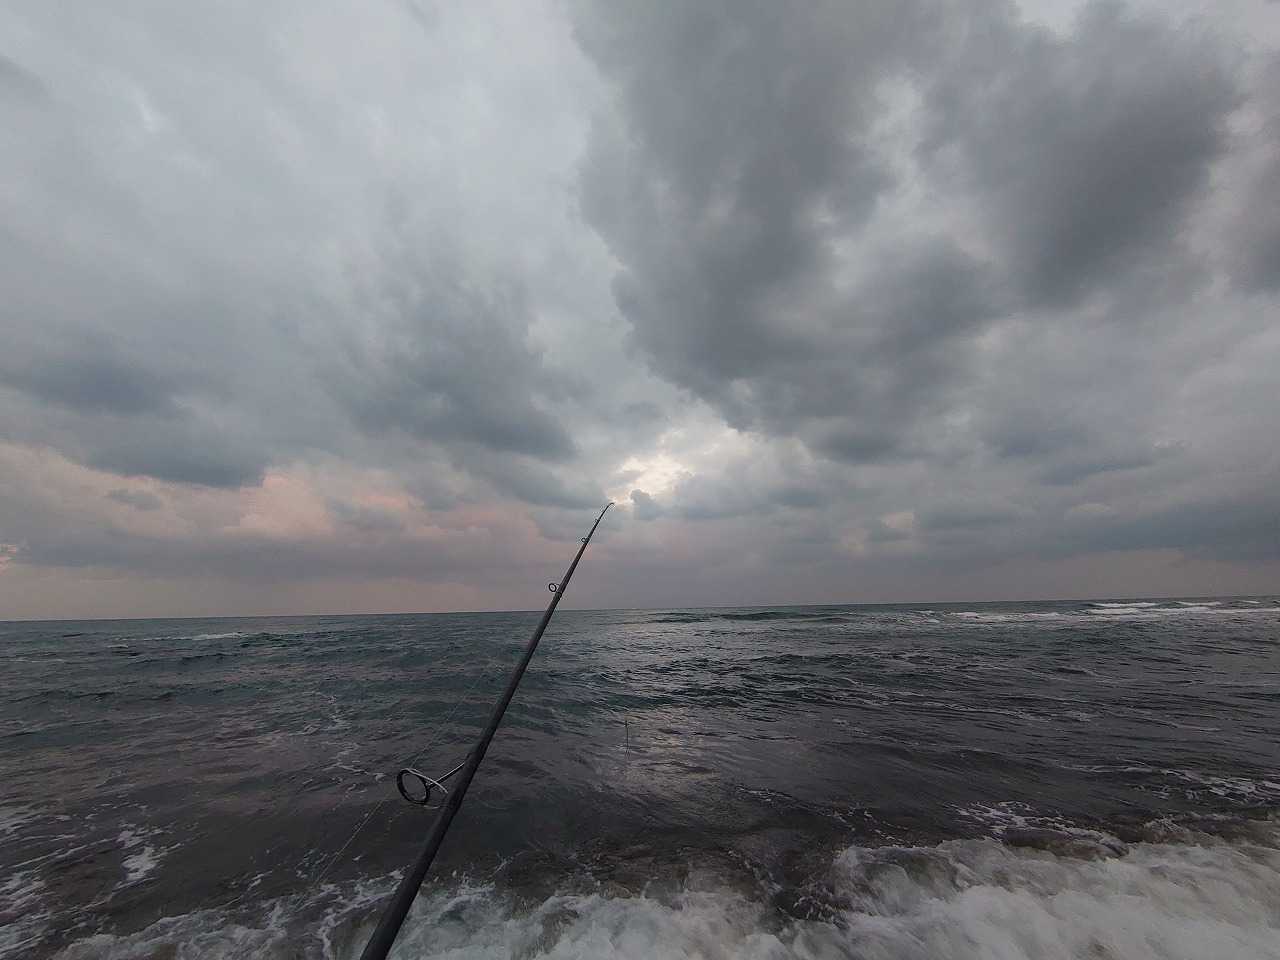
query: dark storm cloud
87 424 269 488
770 485 827 510
1227 56 1280 292
563 0 1277 592
650 448 839 522
1062 491 1280 563
1037 451 1160 486
575 0 1242 466
1234 158 1280 291
576 1 929 413
921 2 1238 308
629 489 662 520
0 335 271 486
0 341 182 417
105 488 163 511
467 454 604 510
0 53 47 103
800 240 1003 462
918 503 1023 532
332 267 576 462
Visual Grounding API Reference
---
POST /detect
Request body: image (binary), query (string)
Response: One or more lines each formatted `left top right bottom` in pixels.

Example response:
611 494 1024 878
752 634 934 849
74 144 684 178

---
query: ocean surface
2 597 1279 959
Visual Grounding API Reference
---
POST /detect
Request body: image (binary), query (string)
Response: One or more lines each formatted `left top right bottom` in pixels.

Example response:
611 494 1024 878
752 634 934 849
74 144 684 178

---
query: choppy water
3 597 1279 959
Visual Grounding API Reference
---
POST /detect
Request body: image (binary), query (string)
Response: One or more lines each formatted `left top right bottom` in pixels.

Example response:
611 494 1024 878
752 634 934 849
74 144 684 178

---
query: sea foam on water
50 822 1280 959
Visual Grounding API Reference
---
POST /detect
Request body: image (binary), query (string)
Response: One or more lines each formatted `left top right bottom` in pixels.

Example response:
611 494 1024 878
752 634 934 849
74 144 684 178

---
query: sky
1 0 1278 619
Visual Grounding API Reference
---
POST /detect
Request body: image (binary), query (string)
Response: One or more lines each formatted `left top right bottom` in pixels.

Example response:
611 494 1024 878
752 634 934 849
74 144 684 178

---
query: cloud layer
1 0 1277 617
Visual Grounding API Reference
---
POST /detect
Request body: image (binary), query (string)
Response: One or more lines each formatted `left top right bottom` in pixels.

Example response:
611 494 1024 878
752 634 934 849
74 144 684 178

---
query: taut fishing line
309 642 502 887
208 638 506 915
358 502 613 960
207 502 613 948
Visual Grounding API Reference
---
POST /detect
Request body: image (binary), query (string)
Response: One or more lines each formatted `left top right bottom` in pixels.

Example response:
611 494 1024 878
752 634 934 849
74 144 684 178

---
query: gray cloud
921 2 1238 308
576 1 932 441
0 53 48 104
467 454 604 511
919 503 1024 532
1235 161 1280 291
2 347 181 416
15 524 510 583
1061 491 1280 564
1037 451 1161 487
331 267 576 463
1226 55 1280 291
629 488 662 521
577 0 1243 473
105 488 163 511
88 424 269 488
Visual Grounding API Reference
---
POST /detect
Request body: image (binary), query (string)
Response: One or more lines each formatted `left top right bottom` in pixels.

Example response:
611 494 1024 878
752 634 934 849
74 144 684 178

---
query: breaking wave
49 820 1280 960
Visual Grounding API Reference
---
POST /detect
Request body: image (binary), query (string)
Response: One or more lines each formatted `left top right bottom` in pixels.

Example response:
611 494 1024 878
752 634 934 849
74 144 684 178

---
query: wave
10 688 180 705
0 867 50 959
1042 765 1280 804
1090 601 1163 608
129 630 259 643
1085 604 1280 620
1168 771 1280 803
951 611 1066 622
943 603 1280 626
44 818 1280 960
719 610 816 621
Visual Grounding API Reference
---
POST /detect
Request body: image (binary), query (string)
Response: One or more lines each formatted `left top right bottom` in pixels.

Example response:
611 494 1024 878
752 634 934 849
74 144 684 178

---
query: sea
2 597 1279 959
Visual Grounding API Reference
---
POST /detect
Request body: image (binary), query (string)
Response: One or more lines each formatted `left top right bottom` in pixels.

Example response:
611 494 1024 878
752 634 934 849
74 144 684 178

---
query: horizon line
2 591 1273 624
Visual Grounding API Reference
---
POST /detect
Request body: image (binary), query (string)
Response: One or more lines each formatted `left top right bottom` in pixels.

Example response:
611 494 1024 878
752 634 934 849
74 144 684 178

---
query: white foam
1046 765 1280 803
51 911 291 959
121 846 160 885
948 610 1070 625
117 825 171 885
1059 762 1158 774
0 867 52 958
1087 606 1168 618
1086 603 1280 620
0 805 38 838
1169 771 1280 802
927 602 1280 625
831 831 1280 960
47 824 1280 960
1091 601 1162 608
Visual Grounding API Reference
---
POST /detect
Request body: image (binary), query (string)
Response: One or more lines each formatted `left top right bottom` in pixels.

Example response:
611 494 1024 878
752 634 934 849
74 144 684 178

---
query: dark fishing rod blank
358 502 613 960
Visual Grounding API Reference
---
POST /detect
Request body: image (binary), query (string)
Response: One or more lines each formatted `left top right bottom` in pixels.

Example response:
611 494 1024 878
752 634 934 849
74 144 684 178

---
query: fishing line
622 662 632 785
211 501 613 944
212 626 507 912
358 502 613 960
309 641 504 886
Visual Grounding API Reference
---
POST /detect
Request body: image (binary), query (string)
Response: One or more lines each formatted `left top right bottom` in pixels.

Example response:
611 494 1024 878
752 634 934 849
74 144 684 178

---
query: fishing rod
358 502 614 960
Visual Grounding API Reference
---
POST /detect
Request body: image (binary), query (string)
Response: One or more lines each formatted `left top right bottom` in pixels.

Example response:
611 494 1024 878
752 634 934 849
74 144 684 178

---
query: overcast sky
1 0 1278 619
